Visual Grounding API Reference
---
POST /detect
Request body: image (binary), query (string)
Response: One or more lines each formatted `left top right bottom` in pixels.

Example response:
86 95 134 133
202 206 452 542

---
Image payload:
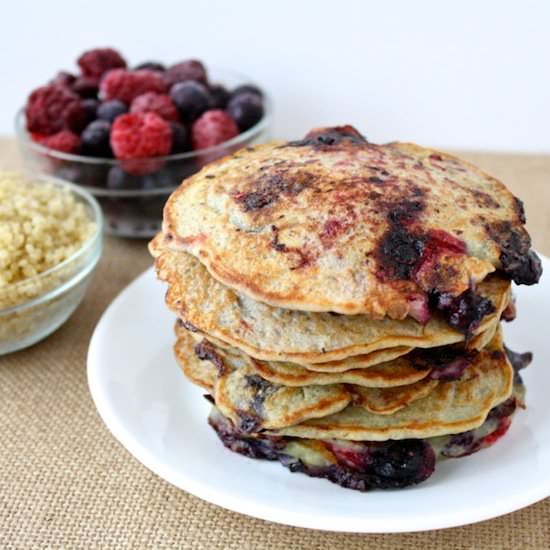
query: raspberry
100 69 167 104
33 130 81 153
110 112 171 159
130 92 179 122
77 48 126 80
191 110 238 150
25 84 86 135
72 76 99 98
164 59 207 88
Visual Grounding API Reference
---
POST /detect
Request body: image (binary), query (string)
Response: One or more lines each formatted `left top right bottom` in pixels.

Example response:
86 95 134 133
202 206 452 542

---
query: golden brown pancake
161 128 540 319
274 335 513 441
174 326 432 389
154 242 510 365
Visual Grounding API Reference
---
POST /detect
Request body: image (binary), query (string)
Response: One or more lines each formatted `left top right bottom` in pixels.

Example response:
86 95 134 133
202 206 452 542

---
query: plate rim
87 258 550 533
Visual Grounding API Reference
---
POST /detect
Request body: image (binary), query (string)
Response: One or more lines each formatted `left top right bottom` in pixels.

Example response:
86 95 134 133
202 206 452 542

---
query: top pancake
163 126 540 317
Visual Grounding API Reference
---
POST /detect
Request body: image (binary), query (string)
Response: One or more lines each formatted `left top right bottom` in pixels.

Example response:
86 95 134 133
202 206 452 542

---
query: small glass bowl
0 176 103 355
16 69 272 238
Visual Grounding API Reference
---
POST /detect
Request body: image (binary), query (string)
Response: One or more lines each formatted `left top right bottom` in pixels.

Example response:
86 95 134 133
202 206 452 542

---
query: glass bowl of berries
16 48 272 237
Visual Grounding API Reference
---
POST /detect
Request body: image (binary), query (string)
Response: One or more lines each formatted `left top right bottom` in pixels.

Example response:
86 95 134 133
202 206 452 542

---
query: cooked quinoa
0 172 96 309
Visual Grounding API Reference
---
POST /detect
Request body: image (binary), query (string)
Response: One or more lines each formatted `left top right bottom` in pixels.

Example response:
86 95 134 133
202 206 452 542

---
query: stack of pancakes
150 126 541 491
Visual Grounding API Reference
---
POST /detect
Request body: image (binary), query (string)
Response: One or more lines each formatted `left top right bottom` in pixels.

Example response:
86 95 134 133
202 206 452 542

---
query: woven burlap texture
1 141 549 549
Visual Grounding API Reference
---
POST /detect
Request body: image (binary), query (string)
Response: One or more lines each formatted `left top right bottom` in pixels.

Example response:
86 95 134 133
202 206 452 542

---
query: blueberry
55 164 85 184
230 84 263 99
227 92 264 131
209 84 230 109
170 81 211 122
81 120 112 157
134 61 165 72
107 166 142 190
81 98 99 124
169 121 189 153
97 100 128 123
55 163 109 187
139 176 157 191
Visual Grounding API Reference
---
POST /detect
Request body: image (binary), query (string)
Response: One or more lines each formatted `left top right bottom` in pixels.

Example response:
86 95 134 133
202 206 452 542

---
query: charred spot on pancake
270 225 315 269
233 172 313 212
373 193 429 280
388 199 425 225
486 221 542 285
469 188 501 209
194 339 226 376
287 125 368 148
428 288 495 338
409 346 477 381
177 318 199 332
513 197 527 224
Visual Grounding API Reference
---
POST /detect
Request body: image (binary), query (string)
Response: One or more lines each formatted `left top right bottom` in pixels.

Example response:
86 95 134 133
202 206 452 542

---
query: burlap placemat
1 138 549 549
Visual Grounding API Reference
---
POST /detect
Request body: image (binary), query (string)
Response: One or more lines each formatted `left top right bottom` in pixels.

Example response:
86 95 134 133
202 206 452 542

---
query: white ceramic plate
88 257 550 533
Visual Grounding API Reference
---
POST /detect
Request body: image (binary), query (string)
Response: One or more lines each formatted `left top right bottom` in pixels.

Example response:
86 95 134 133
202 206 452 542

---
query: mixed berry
22 48 267 237
24 47 266 159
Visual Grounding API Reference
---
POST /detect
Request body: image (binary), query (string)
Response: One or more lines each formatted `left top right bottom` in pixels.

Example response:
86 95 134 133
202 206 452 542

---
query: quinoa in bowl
0 172 102 354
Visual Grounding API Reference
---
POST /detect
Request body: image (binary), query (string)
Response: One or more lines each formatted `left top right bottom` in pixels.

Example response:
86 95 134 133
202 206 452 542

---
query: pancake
208 387 522 491
353 379 439 415
179 319 416 371
175 326 432 388
162 127 540 319
214 365 352 431
154 243 510 365
173 334 217 391
274 336 513 440
246 354 432 388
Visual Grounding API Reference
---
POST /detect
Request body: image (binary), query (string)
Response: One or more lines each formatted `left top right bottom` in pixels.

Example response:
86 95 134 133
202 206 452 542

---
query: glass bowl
0 176 103 355
16 69 272 238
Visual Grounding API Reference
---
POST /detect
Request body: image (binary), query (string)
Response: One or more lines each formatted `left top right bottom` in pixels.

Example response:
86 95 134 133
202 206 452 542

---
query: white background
2 0 549 152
